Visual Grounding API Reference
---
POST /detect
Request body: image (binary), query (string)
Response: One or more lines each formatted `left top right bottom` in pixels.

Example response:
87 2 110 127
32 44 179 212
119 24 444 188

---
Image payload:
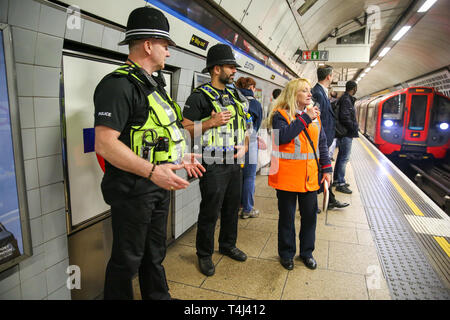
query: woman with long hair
236 77 263 219
268 78 332 270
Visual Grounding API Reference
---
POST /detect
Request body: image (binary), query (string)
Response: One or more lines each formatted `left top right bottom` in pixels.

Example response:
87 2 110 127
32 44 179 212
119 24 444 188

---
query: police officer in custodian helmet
182 43 251 276
94 6 204 300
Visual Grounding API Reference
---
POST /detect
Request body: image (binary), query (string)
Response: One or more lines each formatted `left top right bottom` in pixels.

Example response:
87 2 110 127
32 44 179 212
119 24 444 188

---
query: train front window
408 95 428 130
382 94 405 120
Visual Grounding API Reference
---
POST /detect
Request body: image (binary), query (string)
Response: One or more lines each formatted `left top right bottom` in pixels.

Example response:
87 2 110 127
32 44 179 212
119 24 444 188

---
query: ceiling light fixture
418 0 438 12
379 47 391 57
392 26 411 41
370 60 379 67
365 67 371 72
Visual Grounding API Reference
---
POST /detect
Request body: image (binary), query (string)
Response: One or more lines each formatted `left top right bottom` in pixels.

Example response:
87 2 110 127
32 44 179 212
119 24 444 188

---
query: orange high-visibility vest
268 109 321 192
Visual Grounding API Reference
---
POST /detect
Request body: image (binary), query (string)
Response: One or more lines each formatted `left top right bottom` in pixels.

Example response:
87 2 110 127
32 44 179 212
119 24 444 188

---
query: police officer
182 44 250 276
94 7 204 300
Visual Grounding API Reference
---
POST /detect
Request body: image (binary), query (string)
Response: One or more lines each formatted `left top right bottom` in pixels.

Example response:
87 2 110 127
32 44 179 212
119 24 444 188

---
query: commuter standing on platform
328 90 339 160
334 80 359 194
94 7 205 300
311 65 349 210
268 78 332 271
236 77 263 219
182 43 250 276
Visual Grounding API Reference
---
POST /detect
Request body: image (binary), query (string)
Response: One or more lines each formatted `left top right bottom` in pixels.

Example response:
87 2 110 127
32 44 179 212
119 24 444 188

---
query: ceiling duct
297 0 319 16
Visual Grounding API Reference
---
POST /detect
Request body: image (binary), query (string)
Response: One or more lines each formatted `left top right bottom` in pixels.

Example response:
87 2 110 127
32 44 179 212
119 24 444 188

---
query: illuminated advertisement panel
0 25 32 272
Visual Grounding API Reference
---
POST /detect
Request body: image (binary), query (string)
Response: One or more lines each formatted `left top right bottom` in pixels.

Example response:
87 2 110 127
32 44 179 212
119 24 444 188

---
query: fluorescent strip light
370 60 379 67
392 26 411 41
365 67 371 72
418 0 438 12
361 73 366 77
379 47 391 57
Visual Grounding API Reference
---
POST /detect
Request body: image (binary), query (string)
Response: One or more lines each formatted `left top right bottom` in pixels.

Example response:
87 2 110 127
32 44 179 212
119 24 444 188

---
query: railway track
410 162 450 215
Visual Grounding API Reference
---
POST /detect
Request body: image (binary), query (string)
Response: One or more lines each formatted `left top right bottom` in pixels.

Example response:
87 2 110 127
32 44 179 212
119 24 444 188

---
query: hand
182 153 206 178
150 163 190 190
210 110 231 127
305 105 320 120
321 172 332 187
234 144 247 160
257 136 267 150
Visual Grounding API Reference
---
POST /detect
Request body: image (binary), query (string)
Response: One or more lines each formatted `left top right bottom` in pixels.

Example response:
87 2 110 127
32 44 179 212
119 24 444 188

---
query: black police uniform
94 67 173 300
183 85 243 258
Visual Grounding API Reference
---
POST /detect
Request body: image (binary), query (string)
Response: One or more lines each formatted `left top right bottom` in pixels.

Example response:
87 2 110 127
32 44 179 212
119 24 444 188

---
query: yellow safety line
357 139 450 257
357 139 424 216
433 237 450 258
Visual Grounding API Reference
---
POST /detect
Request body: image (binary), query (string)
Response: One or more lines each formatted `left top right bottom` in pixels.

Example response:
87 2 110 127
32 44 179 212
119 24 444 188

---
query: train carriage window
382 94 405 120
408 95 428 130
431 94 450 125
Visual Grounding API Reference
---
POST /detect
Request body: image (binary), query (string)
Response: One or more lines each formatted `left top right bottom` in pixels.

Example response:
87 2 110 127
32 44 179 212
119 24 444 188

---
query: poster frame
0 24 33 272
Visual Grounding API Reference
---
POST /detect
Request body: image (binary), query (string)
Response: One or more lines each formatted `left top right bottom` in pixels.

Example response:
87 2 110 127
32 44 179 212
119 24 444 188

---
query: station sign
189 34 209 50
298 50 329 61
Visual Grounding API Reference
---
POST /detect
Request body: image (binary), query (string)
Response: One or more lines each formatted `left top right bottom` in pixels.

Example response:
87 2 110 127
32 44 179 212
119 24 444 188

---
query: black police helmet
202 43 241 73
118 7 176 46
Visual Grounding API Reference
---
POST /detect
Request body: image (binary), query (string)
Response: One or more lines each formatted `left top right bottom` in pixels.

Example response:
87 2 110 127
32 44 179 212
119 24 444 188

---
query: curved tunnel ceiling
212 0 449 97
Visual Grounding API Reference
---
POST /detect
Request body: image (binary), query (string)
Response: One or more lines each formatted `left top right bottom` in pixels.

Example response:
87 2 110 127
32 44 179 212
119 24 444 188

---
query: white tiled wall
0 0 206 300
0 0 70 300
0 0 283 300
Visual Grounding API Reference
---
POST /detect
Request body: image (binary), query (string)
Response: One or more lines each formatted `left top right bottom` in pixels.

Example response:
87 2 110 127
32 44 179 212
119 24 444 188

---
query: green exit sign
300 50 328 61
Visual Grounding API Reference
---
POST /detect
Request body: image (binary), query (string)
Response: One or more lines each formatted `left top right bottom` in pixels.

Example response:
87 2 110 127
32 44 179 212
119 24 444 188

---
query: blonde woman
268 78 332 270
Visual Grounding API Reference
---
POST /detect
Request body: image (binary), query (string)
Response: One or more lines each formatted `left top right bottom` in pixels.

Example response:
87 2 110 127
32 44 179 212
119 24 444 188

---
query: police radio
141 129 169 161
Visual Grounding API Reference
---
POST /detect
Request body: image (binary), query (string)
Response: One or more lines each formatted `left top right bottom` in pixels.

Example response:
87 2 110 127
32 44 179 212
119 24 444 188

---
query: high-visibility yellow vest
196 84 250 151
114 64 185 164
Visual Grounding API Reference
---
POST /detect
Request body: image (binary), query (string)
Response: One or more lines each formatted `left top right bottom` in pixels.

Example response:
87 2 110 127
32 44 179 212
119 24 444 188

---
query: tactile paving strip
351 139 450 300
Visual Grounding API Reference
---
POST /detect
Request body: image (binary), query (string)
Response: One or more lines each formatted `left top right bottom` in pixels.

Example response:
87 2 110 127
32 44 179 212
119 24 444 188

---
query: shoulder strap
295 114 321 174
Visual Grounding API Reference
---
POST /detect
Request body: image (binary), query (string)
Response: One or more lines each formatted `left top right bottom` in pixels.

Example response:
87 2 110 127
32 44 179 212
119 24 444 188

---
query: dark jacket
272 111 333 175
337 92 359 138
238 88 263 132
311 83 334 147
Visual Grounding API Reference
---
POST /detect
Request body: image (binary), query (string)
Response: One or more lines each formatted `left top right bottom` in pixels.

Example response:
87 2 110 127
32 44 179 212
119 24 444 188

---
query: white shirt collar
318 82 328 96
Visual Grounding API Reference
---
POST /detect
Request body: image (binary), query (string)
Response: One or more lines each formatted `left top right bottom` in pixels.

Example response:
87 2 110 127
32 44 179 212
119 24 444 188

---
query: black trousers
196 163 242 258
104 189 170 300
276 189 318 260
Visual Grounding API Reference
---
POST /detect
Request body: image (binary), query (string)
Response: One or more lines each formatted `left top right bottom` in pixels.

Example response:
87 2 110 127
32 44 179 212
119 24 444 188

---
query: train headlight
439 123 449 130
384 120 394 127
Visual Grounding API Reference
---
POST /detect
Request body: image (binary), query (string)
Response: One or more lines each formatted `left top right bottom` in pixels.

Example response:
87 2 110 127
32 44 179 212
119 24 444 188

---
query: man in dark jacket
334 81 359 194
312 66 349 210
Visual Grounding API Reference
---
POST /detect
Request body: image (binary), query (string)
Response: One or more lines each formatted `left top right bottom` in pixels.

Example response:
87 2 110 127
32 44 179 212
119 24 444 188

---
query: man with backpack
333 81 359 194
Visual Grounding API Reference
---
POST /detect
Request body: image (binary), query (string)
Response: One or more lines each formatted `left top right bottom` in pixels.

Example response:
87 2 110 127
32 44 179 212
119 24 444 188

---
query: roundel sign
96 153 105 172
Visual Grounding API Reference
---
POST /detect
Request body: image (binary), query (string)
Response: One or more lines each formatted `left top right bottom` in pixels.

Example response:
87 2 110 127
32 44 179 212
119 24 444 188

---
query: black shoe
332 182 349 187
280 258 294 270
198 256 215 276
328 200 350 210
301 257 317 270
335 185 353 194
219 247 247 262
317 208 322 214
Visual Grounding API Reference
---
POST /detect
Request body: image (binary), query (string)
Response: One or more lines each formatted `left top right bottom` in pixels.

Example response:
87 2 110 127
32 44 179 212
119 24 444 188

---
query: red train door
402 88 433 145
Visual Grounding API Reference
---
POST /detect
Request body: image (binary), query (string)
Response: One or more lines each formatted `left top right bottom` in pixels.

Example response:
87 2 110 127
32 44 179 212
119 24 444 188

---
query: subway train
355 87 450 160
